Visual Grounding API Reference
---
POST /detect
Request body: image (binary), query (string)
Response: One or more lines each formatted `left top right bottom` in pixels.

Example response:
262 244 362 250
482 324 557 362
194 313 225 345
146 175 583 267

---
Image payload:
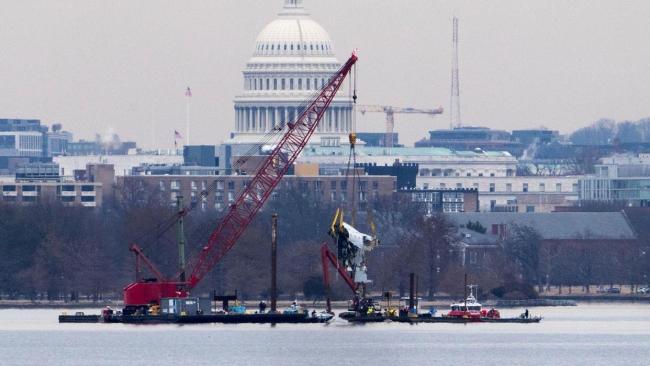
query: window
159 181 165 191
314 78 318 89
170 181 180 190
456 183 462 189
22 185 37 192
572 183 578 192
556 183 562 192
539 183 545 192
191 181 197 191
227 192 235 202
298 79 302 90
340 192 346 202
340 181 347 190
266 79 270 90
62 185 75 191
81 185 94 192
440 183 446 188
506 183 512 192
490 173 495 177
307 78 311 90
273 79 278 90
227 181 235 190
81 196 95 202
470 251 478 264
478 173 484 177
290 79 294 90
281 79 286 90
523 183 528 192
526 206 535 212
466 173 471 177
359 191 367 202
372 181 379 189
489 183 495 192
330 192 336 202
61 196 75 202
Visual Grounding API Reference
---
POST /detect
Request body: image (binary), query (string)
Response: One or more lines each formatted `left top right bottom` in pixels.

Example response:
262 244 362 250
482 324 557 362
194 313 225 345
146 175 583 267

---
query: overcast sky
1 0 649 148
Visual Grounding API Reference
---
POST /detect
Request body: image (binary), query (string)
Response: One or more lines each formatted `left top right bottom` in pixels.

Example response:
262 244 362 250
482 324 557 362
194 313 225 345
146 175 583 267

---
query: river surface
1 303 650 365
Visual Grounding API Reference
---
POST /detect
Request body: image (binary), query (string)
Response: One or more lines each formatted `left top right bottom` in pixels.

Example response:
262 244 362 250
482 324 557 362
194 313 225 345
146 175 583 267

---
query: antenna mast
450 17 461 129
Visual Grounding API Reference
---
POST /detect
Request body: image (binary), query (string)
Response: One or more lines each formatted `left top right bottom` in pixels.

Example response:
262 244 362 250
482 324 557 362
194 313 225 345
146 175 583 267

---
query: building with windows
579 153 650 206
400 188 479 215
299 145 518 178
417 175 579 212
117 173 396 211
415 127 525 156
0 162 105 207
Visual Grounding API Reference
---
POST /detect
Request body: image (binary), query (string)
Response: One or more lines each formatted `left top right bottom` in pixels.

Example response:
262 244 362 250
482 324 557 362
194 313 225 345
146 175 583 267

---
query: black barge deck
59 312 332 324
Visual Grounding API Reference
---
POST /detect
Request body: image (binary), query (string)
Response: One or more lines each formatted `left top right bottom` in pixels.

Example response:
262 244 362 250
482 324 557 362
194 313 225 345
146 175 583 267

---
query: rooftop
449 212 637 240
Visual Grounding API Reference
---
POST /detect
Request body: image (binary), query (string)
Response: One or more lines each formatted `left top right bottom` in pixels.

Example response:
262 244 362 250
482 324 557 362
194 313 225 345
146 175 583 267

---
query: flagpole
151 105 156 150
185 87 191 146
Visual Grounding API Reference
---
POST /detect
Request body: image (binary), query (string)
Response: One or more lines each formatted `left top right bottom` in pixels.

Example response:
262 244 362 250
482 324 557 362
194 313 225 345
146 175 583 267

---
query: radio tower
450 17 461 129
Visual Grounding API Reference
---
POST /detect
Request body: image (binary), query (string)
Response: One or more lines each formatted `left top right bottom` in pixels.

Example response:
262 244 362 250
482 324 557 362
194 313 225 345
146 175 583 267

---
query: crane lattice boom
123 52 358 306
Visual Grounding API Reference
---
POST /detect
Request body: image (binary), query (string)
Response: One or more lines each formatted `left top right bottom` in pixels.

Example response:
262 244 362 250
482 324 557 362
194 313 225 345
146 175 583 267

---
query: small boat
444 285 487 322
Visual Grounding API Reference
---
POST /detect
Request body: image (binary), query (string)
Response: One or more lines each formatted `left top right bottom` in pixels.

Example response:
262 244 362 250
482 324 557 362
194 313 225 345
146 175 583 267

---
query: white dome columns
235 104 352 134
230 1 351 145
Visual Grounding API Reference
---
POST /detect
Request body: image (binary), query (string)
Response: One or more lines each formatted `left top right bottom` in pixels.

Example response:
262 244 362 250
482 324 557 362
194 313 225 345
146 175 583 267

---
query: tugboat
444 285 495 322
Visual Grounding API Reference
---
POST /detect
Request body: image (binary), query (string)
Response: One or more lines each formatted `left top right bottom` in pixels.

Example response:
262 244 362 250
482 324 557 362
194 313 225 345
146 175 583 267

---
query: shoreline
2 295 650 310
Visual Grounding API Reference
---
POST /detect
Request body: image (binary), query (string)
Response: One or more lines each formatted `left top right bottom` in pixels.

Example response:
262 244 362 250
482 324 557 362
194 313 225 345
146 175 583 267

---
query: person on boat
259 301 267 313
524 308 529 319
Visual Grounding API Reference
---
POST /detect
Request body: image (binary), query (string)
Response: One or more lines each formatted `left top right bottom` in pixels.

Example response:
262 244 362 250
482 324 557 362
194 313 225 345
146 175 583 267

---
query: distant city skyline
1 0 648 148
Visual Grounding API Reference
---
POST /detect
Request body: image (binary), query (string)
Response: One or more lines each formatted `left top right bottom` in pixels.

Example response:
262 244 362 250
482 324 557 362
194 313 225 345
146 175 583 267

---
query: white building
579 153 650 206
54 154 183 177
417 175 579 212
228 0 353 149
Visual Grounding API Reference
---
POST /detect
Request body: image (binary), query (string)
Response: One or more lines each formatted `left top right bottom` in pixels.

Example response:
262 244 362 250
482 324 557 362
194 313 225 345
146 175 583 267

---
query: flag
185 87 192 97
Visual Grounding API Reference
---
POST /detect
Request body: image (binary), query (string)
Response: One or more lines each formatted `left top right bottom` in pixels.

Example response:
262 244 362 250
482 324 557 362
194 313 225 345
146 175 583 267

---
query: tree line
1 183 649 303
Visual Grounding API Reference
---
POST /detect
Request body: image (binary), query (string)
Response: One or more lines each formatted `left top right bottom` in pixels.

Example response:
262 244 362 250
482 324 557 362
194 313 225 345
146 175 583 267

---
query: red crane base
123 282 188 306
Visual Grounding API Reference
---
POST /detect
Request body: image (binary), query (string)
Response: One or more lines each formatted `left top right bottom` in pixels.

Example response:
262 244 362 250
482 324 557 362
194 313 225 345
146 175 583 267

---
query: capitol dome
252 16 335 58
231 0 352 146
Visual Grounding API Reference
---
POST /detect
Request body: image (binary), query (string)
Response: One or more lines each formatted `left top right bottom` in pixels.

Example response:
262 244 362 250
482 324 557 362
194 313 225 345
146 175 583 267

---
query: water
1 303 650 365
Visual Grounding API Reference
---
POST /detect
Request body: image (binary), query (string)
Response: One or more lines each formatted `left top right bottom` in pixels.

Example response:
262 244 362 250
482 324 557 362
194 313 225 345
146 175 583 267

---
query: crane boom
123 52 358 306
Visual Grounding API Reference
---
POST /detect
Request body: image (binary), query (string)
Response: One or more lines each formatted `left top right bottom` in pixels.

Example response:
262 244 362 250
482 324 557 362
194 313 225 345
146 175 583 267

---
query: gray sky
1 0 649 148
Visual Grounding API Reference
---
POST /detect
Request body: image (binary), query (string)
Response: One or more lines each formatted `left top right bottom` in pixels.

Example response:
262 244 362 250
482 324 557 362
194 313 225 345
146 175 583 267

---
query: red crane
123 52 359 309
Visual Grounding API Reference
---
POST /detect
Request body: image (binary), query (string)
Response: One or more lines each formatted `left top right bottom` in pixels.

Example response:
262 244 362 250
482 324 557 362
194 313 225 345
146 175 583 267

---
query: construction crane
358 105 444 153
122 52 359 312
